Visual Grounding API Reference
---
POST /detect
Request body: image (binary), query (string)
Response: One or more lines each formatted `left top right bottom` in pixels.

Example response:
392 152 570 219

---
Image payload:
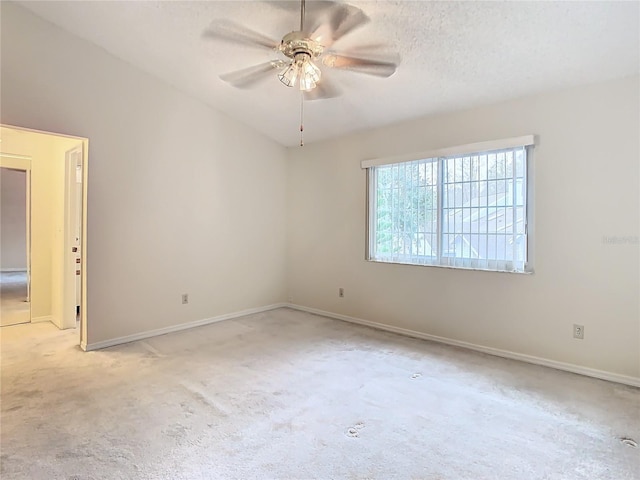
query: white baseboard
31 315 52 323
79 301 639 388
81 303 288 352
287 304 640 388
1 268 27 272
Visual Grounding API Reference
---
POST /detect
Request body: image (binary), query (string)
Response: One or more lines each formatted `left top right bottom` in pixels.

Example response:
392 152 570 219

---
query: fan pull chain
300 91 304 147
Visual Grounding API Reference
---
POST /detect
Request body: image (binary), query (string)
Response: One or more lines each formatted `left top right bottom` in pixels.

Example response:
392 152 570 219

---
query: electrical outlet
339 288 344 298
573 324 584 339
181 293 189 305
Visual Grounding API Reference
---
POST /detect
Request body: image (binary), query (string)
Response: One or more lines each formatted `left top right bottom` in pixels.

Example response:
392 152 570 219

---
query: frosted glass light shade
302 59 321 83
279 53 321 91
278 62 300 87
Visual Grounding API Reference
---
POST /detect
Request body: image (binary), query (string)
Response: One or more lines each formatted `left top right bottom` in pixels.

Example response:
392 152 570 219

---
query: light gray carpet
0 272 29 327
1 308 638 479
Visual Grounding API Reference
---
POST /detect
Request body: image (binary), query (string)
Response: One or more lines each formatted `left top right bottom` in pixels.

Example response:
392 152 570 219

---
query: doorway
0 125 88 347
0 167 30 327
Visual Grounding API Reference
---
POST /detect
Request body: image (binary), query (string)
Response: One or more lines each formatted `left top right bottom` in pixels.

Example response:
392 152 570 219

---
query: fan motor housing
280 31 324 59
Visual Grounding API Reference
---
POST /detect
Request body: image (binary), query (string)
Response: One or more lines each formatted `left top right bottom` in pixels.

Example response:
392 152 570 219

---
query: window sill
367 258 534 274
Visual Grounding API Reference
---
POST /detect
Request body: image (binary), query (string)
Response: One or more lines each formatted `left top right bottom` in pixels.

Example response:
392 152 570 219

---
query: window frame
364 137 535 274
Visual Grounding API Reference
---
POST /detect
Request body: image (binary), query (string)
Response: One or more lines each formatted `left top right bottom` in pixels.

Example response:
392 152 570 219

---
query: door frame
26 167 31 303
1 124 89 348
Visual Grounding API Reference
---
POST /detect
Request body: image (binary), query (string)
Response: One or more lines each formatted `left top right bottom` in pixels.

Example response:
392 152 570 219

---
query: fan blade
332 42 389 55
220 60 286 89
325 4 369 43
304 78 341 101
322 54 398 78
266 1 368 45
203 20 279 50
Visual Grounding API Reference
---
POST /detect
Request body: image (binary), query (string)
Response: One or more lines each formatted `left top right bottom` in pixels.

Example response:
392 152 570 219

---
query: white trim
81 303 288 351
31 315 52 324
0 154 31 170
1 268 27 272
287 304 640 388
0 152 32 160
361 135 536 169
366 258 534 274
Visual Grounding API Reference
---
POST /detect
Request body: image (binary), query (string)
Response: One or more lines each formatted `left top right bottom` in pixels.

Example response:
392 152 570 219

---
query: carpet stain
179 401 195 416
346 422 366 438
140 341 165 358
16 389 42 398
180 385 230 418
346 427 359 438
165 423 188 439
620 437 638 448
56 450 95 460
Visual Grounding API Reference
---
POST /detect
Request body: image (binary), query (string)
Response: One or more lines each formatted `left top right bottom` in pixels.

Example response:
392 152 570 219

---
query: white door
74 159 82 308
61 145 82 329
26 168 31 304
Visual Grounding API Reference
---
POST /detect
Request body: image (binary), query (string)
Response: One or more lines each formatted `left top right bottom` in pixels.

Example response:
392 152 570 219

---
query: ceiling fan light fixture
302 58 321 83
209 0 398 147
299 73 317 92
278 62 299 87
279 52 321 91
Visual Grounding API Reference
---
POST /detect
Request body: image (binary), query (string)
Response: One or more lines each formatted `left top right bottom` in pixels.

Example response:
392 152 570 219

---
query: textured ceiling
16 1 640 147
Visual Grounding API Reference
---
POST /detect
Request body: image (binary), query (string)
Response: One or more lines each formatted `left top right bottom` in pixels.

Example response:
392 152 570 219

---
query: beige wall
30 138 56 321
287 76 640 380
0 168 27 270
1 2 288 344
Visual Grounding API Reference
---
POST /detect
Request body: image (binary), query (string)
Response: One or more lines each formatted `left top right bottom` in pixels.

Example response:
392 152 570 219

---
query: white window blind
366 137 533 273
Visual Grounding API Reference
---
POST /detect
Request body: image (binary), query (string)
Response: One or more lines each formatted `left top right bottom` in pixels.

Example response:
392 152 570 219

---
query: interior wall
287 76 640 380
30 137 58 321
1 2 288 344
0 168 27 271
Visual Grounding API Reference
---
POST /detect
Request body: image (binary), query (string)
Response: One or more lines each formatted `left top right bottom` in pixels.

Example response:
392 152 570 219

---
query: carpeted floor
1 308 638 479
0 272 30 327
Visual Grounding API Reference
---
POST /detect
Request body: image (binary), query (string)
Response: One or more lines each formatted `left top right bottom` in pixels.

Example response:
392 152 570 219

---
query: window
364 136 534 273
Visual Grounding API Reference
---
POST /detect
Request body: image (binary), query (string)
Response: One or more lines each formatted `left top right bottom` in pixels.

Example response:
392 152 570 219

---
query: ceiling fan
203 0 399 144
